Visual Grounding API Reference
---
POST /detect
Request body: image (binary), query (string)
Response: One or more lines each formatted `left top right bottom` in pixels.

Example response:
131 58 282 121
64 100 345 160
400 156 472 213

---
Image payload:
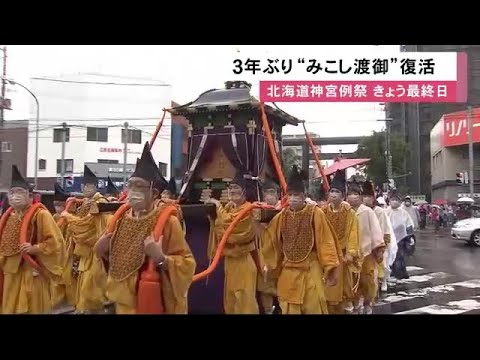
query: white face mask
127 190 147 208
264 193 278 206
8 193 28 209
288 195 304 210
347 194 362 208
390 200 401 209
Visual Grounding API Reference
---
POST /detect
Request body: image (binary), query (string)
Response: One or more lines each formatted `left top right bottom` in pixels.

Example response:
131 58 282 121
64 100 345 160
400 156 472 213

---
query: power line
2 116 171 122
31 77 171 87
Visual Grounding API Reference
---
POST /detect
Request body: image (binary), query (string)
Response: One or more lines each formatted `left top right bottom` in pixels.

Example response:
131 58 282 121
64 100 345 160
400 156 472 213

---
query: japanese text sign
443 107 480 147
232 52 467 103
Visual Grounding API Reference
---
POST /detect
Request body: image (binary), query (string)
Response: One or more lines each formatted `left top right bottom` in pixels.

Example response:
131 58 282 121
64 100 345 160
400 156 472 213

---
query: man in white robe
386 191 414 281
346 183 385 315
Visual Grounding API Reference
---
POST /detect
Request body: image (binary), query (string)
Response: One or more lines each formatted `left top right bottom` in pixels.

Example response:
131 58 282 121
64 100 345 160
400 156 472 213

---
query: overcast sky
3 45 400 153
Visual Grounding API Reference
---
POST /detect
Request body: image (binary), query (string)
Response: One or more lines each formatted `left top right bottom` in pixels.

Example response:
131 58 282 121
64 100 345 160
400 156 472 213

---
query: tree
355 131 409 186
282 147 300 175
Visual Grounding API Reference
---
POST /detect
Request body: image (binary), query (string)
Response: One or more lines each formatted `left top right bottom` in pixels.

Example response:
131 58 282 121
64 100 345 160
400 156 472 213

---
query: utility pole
0 46 6 124
123 122 129 186
60 122 67 188
0 46 7 187
386 120 393 182
468 105 474 198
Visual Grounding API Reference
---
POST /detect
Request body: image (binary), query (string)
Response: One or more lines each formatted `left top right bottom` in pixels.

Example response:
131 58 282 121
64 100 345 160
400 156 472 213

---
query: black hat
330 170 346 193
166 177 177 196
362 180 375 197
54 182 70 202
231 171 247 189
83 165 98 186
11 165 30 190
132 142 168 192
106 176 120 196
287 165 307 193
131 142 158 183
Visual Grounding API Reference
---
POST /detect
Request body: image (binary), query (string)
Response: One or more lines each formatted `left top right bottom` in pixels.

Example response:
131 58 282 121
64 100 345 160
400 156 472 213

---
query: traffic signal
456 172 464 184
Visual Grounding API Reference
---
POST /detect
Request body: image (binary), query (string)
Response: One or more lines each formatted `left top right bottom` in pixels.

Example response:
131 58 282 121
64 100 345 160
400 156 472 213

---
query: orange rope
259 103 288 205
301 121 330 193
192 202 273 282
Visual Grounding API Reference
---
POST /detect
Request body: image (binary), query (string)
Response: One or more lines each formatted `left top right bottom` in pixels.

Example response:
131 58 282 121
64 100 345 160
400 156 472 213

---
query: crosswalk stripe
406 266 424 272
377 278 480 306
396 296 480 314
395 272 450 284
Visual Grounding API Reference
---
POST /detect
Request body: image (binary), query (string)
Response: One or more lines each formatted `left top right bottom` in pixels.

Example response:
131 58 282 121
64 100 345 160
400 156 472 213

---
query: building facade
386 45 480 199
0 120 29 191
26 73 172 190
430 107 480 202
170 101 189 178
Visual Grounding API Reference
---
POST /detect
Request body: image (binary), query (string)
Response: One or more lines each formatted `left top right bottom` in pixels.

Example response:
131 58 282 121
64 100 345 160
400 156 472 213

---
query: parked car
451 216 480 247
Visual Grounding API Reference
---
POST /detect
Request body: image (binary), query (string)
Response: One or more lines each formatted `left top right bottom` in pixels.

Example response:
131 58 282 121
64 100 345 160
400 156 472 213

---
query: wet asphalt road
375 227 480 314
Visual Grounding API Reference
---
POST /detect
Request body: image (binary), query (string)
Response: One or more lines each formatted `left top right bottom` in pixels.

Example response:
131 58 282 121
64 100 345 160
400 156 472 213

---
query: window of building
39 159 47 171
53 128 70 143
158 162 167 177
87 127 108 142
56 159 74 173
98 159 119 164
1 141 12 153
121 129 142 144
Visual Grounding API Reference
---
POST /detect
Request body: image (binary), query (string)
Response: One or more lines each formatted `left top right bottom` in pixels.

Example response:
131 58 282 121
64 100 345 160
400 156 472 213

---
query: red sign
443 107 480 147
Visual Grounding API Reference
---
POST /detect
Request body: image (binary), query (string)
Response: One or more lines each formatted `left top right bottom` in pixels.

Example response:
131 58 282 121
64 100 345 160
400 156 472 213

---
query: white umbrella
457 197 475 203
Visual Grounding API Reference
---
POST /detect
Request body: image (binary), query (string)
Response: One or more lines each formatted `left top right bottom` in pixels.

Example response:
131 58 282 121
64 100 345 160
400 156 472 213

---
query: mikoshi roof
169 80 300 126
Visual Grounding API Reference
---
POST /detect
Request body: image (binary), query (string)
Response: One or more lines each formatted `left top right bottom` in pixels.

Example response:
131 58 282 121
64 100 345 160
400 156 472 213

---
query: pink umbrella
323 157 370 176
432 199 448 206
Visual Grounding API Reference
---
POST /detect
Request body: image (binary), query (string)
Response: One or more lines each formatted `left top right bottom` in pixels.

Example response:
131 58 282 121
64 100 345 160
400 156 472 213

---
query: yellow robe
64 193 112 312
323 202 360 312
51 212 76 308
373 206 391 280
211 201 259 314
0 207 65 314
100 206 196 314
260 204 339 314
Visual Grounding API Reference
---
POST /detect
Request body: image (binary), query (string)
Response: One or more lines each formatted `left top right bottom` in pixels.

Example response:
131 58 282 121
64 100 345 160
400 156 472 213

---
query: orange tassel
136 260 164 314
135 205 177 314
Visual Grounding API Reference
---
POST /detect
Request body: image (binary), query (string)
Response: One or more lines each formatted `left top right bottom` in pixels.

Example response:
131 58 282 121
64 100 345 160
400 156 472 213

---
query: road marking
406 266 424 272
396 272 450 284
396 296 480 314
377 279 480 305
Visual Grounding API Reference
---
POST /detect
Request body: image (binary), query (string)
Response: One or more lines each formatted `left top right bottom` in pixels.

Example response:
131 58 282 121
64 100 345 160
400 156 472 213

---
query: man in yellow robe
257 179 282 314
207 171 259 314
51 182 77 309
0 165 65 314
258 165 339 314
61 165 112 313
95 142 196 314
322 171 360 314
346 183 385 315
362 180 391 294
